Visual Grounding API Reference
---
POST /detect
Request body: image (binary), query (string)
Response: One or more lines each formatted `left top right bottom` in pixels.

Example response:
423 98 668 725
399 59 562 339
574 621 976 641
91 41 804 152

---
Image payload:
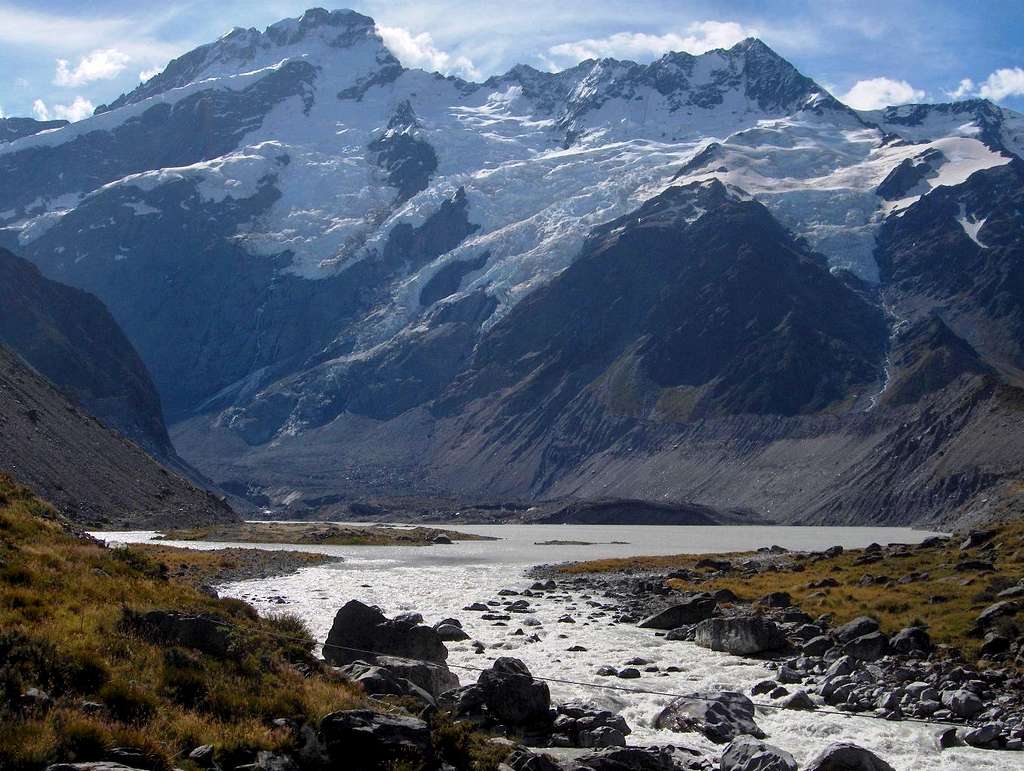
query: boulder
693 616 787 655
323 600 448 666
833 617 879 644
757 592 792 608
373 655 459 698
973 601 1020 632
654 691 765 744
842 632 889 662
432 534 453 544
780 690 816 710
639 594 717 629
721 735 797 771
477 657 551 726
802 636 833 656
566 745 710 771
803 742 895 771
505 748 564 771
940 689 983 719
889 627 931 654
319 710 434 769
435 624 470 642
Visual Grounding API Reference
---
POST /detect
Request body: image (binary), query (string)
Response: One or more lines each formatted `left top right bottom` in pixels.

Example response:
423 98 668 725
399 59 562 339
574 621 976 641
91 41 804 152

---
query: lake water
95 524 1019 770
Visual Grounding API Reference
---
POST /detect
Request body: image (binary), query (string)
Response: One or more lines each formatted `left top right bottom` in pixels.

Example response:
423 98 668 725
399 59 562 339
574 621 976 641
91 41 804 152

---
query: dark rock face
0 345 235 527
323 600 448 666
442 180 886 424
318 709 434 770
876 148 944 201
693 616 787 655
476 657 551 726
0 247 172 456
654 691 765 744
802 742 895 771
639 594 717 629
0 117 69 143
369 100 439 203
720 735 797 771
419 252 490 307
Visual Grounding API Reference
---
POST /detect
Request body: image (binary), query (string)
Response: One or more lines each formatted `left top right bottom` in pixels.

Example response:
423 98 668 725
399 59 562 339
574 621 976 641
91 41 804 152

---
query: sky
1 0 1023 122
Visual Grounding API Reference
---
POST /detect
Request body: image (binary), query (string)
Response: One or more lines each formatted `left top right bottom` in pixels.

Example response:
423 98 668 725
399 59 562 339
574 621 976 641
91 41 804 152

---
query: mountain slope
2 7 1024 525
0 344 235 527
0 247 173 455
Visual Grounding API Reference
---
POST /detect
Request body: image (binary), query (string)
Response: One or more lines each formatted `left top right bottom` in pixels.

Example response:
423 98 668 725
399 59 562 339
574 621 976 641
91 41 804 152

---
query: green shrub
99 679 158 724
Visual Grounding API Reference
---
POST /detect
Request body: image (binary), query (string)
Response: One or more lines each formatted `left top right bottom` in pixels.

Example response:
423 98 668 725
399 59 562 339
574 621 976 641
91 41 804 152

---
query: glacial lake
95 524 1020 770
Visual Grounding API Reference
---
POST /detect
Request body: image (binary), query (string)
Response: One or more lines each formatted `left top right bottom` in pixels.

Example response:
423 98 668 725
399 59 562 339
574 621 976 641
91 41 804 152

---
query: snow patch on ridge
956 203 989 249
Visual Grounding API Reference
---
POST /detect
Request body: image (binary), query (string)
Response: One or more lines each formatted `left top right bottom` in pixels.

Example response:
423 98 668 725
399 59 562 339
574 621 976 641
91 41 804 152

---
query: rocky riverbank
129 542 343 585
158 521 497 546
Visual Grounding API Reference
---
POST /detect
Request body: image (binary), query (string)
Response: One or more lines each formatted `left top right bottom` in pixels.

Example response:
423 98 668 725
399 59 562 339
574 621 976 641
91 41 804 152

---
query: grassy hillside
0 476 503 770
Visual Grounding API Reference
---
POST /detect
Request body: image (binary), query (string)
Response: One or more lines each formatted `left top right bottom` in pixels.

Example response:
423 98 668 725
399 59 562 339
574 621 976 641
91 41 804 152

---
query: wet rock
435 624 470 642
780 690 816 711
802 742 895 771
464 602 489 611
505 748 563 771
324 600 448 666
319 710 434 769
654 691 765 744
720 735 797 771
617 668 641 679
432 534 453 544
693 616 787 655
566 744 711 770
751 680 776 696
638 594 717 629
962 724 1002 749
477 657 551 726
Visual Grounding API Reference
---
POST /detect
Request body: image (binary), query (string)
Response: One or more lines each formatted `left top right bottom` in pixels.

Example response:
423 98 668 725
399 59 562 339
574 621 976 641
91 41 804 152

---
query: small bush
99 679 158 724
53 714 111 762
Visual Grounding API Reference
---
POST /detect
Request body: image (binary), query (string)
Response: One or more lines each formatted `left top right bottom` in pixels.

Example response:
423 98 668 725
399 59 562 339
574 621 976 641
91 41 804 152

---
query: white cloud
978 67 1024 101
55 48 131 87
32 96 95 123
840 77 925 110
139 66 164 83
0 105 5 119
377 25 481 80
547 21 756 65
946 78 975 100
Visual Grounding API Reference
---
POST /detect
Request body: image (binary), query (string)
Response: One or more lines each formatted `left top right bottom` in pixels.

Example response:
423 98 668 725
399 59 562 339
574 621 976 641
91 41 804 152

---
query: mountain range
2 7 1023 526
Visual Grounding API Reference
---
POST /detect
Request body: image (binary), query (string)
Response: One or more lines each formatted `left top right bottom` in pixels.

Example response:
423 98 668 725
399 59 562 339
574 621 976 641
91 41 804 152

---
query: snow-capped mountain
2 7 1022 524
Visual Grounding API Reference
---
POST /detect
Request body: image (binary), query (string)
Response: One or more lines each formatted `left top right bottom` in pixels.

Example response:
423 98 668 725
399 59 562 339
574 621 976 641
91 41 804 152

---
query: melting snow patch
957 203 988 248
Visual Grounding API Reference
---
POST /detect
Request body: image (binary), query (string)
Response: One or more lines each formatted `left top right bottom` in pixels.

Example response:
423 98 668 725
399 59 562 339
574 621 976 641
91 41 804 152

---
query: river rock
889 626 931 654
566 745 710 770
435 623 470 642
477 657 551 726
318 710 434 769
654 691 765 744
803 742 895 771
720 735 797 771
693 616 787 655
375 655 459 697
639 594 717 629
323 600 448 666
842 632 889 661
833 617 879 643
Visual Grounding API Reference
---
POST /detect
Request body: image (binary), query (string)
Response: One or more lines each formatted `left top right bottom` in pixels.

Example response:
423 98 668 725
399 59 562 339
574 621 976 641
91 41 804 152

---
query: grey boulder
693 616 787 655
639 594 717 629
654 691 765 744
720 736 797 771
802 742 895 771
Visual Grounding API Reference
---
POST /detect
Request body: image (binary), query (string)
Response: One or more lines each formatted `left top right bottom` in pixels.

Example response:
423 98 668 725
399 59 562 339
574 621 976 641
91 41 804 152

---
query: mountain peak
102 7 390 112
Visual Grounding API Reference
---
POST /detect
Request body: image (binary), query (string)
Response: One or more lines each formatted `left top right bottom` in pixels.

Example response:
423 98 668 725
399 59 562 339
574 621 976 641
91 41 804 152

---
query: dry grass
131 543 333 586
0 476 366 770
562 518 1024 663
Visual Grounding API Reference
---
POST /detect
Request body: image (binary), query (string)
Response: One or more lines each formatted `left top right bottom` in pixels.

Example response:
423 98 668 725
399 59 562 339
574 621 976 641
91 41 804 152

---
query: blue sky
2 0 1022 121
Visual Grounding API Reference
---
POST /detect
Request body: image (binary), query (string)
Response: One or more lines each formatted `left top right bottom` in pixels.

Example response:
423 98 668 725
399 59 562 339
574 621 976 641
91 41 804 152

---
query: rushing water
96 525 1019 770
